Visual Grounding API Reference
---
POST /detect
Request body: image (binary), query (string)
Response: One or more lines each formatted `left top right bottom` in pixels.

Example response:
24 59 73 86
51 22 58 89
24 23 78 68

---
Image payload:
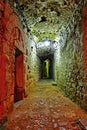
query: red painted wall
0 0 26 121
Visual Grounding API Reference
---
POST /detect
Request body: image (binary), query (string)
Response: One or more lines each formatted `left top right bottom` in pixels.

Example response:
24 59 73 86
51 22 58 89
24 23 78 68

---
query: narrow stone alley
6 80 87 130
1 0 87 130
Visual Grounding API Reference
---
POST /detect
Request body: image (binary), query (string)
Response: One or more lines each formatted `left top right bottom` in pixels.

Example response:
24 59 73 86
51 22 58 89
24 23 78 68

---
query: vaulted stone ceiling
19 0 80 42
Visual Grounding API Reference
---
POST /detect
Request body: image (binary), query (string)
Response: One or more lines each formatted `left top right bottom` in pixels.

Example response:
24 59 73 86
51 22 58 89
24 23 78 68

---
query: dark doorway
42 59 50 78
40 54 54 79
14 48 24 103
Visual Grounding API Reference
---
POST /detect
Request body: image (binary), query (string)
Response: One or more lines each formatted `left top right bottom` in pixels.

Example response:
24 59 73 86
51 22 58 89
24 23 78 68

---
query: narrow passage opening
40 54 54 80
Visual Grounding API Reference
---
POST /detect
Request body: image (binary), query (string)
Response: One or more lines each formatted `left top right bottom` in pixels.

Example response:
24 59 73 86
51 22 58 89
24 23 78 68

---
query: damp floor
6 80 87 130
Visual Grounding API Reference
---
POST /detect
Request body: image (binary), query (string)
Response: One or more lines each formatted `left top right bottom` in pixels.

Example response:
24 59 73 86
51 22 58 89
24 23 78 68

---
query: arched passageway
1 0 87 129
39 54 54 80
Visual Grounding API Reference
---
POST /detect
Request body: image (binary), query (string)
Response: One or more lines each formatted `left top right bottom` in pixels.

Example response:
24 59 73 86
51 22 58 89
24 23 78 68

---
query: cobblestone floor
6 80 87 130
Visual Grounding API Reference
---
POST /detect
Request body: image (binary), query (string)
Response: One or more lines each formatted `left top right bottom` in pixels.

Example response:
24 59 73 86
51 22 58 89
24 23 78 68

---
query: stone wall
0 0 33 122
24 35 41 96
82 7 87 109
54 43 61 82
55 1 87 108
61 29 85 106
28 36 41 81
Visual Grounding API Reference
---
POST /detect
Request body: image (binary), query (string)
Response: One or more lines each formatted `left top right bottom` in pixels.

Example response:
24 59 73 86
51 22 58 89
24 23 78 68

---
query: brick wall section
0 0 30 121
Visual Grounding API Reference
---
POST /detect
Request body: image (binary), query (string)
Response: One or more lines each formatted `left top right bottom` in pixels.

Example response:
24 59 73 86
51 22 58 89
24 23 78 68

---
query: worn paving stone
6 80 87 130
77 118 87 129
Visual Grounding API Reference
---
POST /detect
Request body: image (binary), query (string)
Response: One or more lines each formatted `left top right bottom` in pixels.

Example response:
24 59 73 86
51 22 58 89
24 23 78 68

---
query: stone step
52 82 57 86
